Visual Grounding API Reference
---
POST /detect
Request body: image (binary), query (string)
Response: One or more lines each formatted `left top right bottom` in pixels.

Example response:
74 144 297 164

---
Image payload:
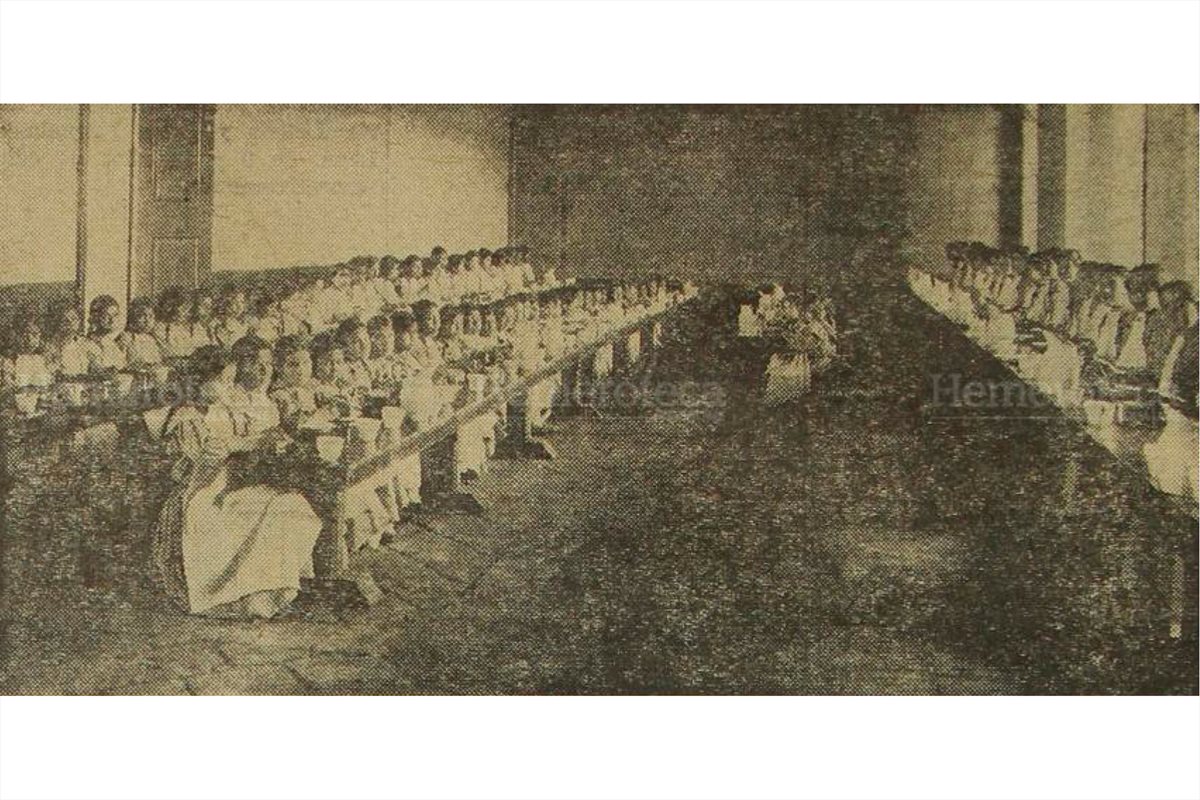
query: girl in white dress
210 287 249 350
153 342 322 618
44 301 91 379
83 295 126 373
154 287 198 360
118 297 166 372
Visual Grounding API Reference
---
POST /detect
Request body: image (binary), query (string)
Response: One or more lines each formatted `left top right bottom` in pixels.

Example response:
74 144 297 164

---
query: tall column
997 105 1025 250
1145 104 1200 289
1020 105 1039 252
1036 105 1067 251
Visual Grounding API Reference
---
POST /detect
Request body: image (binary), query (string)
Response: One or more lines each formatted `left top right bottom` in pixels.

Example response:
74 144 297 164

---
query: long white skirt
181 465 322 616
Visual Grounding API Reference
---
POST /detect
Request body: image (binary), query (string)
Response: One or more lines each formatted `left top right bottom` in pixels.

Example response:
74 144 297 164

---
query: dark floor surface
2 284 1196 694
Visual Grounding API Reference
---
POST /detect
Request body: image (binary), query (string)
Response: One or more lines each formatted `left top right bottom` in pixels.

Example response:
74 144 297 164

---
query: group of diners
908 242 1198 503
0 242 695 620
737 282 839 403
0 245 552 402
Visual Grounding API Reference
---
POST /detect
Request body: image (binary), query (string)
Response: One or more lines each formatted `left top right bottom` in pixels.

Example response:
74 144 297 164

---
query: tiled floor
2 285 1195 694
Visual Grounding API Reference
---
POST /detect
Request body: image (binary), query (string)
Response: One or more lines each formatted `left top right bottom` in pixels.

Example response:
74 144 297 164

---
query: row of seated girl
0 244 552 399
908 242 1198 502
149 276 686 619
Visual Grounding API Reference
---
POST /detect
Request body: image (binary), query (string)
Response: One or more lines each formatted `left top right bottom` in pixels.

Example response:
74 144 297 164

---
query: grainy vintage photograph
1 102 1195 697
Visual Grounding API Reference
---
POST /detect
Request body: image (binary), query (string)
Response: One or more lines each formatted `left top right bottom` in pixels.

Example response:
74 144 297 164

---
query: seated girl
268 334 319 431
411 301 447 372
210 287 249 349
309 332 360 418
154 286 197 360
477 248 501 297
366 314 399 388
84 294 126 374
391 311 426 378
397 255 427 302
118 296 166 372
334 317 374 398
437 305 469 366
152 341 322 619
373 256 403 308
188 289 217 350
443 255 467 302
461 251 485 298
43 300 90 379
518 247 539 288
1 318 53 397
245 290 284 343
460 303 492 353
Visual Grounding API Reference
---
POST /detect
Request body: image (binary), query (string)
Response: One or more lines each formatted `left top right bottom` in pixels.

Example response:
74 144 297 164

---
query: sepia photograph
2 100 1195 697
0 2 1197 799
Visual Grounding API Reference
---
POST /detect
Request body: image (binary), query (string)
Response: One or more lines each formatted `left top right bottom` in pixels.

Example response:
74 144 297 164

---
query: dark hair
216 285 245 315
431 246 447 258
249 289 276 317
43 299 80 339
190 289 214 321
156 286 187 322
309 331 342 360
231 333 271 363
366 314 391 334
89 294 119 321
127 296 156 329
411 300 437 322
188 344 230 386
336 317 365 345
392 310 416 336
273 333 308 366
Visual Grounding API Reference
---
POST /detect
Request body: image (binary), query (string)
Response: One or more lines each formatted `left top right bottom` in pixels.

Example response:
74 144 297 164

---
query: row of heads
945 241 1196 302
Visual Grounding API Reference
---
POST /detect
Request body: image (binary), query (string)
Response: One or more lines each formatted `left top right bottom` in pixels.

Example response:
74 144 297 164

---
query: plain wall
1145 104 1200 288
0 104 79 286
899 106 1004 271
211 105 511 272
510 105 911 289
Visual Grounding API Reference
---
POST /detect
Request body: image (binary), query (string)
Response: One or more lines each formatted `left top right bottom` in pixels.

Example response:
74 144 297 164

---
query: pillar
1020 105 1039 252
1145 104 1200 289
1036 105 1067 251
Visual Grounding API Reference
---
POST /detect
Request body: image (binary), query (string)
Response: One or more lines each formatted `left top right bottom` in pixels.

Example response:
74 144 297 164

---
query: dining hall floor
1 282 1196 695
